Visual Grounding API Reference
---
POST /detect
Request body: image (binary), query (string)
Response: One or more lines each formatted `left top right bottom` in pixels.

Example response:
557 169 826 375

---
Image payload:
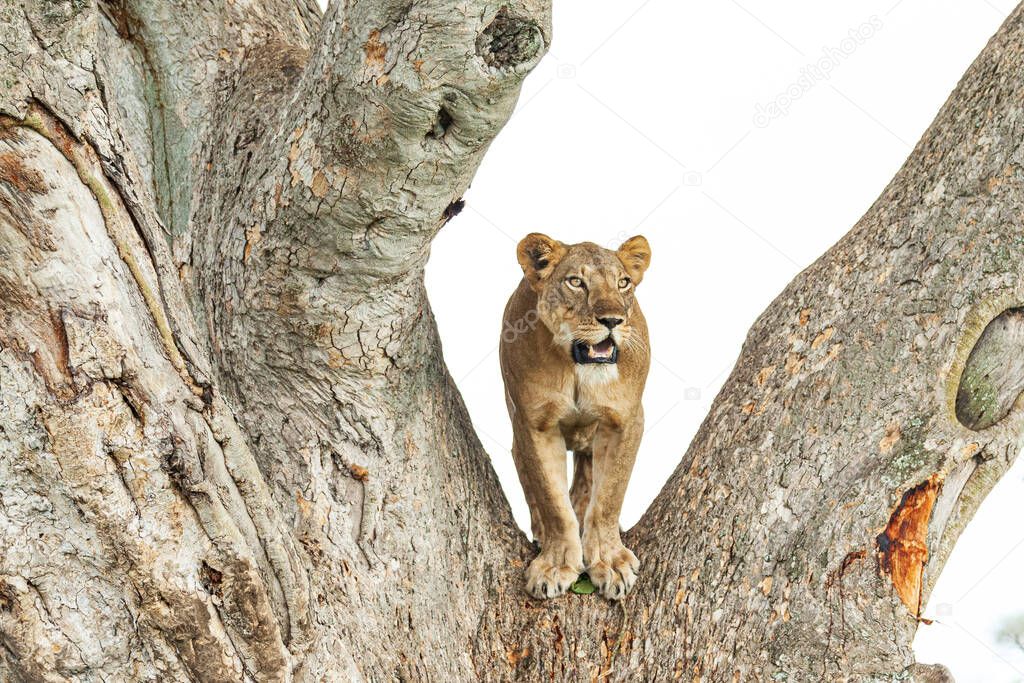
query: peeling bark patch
0 297 76 400
38 307 74 398
879 423 901 454
0 152 47 194
476 7 542 69
505 645 529 667
243 223 261 263
311 169 329 198
364 30 387 67
876 475 941 615
956 308 1024 430
810 326 834 350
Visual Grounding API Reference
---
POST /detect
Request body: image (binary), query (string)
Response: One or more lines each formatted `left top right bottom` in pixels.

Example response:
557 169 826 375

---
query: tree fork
2 0 1024 681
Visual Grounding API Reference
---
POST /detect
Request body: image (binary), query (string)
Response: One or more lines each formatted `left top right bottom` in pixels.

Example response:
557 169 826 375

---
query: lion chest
527 370 627 439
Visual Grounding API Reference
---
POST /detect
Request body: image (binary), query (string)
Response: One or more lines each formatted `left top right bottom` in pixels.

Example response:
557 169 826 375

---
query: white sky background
323 0 1024 678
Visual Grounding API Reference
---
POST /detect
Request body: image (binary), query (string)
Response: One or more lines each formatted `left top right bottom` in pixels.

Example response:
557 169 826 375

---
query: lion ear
517 233 566 289
617 235 651 285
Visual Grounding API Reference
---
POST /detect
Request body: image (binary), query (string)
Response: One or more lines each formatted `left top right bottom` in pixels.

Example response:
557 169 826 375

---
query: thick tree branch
171 3 554 676
0 114 307 680
96 0 320 237
2 4 321 676
481 7 1024 680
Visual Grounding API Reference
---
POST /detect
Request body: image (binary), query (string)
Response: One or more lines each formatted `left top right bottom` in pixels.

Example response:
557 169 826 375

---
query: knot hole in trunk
956 307 1024 430
476 7 543 70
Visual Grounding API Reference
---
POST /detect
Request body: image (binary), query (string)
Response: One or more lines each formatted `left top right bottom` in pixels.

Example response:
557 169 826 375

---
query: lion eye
566 276 584 289
619 277 631 289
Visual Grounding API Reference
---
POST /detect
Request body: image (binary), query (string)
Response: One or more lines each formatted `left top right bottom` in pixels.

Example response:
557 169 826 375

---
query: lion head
516 233 651 365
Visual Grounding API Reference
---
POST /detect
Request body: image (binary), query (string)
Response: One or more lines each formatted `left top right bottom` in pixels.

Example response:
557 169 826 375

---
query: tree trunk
1 0 1022 680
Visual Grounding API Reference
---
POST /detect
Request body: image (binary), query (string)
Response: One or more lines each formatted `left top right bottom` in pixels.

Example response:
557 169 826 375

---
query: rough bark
0 0 1022 681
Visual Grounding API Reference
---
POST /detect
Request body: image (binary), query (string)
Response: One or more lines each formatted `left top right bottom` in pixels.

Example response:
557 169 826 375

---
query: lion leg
510 427 583 599
569 450 592 534
523 481 545 545
583 411 642 600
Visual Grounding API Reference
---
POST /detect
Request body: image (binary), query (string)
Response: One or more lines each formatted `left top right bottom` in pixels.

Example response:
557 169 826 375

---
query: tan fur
500 233 651 600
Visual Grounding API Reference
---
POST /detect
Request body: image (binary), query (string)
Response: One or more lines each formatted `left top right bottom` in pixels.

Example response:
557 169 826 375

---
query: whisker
624 334 646 355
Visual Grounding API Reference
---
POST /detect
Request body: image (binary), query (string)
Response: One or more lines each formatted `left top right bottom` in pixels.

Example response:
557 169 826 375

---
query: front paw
583 538 639 600
525 540 584 599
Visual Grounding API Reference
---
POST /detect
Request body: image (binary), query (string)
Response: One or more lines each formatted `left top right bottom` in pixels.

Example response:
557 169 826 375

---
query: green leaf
570 573 595 595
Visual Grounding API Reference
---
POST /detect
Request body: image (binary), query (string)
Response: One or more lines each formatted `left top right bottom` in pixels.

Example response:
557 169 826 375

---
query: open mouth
572 338 619 365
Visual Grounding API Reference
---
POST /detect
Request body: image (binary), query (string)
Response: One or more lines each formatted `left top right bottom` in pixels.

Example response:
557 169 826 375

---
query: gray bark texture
0 0 1022 681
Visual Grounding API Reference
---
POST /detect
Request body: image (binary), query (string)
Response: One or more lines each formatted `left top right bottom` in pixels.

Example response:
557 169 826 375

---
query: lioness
500 233 651 600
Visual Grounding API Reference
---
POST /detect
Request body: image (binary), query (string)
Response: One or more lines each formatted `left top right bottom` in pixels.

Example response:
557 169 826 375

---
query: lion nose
598 317 624 330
